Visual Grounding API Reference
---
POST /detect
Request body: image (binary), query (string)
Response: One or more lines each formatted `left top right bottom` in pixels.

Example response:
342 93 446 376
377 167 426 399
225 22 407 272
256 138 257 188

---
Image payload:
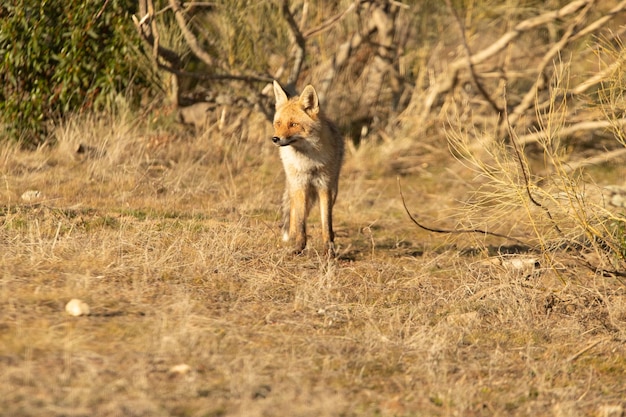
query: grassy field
1 109 625 417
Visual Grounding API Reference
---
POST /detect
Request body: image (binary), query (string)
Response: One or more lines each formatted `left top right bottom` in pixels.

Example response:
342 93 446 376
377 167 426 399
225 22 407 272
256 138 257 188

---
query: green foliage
0 0 146 146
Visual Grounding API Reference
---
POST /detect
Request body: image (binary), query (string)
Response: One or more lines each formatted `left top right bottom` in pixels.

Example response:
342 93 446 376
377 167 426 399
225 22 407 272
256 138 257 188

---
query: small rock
604 185 626 208
65 299 90 316
610 193 626 208
21 190 43 202
502 256 539 271
169 363 191 375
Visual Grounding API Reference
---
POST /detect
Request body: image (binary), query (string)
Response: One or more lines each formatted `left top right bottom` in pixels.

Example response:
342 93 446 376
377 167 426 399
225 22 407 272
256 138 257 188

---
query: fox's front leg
289 187 307 254
318 187 335 257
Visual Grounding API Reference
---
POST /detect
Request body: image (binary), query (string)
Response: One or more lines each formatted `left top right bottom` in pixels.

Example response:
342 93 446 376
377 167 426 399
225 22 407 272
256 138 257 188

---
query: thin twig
397 177 529 246
567 337 607 362
503 86 564 237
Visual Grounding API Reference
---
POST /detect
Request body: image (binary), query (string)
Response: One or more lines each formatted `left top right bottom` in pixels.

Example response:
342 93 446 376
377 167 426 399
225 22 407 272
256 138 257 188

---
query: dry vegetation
1 98 625 416
2 1 626 416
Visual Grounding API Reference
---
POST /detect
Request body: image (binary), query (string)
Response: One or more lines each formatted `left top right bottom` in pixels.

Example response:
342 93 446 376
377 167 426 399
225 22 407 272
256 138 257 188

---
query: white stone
65 299 90 316
21 190 42 201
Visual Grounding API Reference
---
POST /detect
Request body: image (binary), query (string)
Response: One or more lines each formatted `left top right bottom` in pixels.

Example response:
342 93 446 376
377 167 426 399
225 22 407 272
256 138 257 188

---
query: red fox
272 81 344 256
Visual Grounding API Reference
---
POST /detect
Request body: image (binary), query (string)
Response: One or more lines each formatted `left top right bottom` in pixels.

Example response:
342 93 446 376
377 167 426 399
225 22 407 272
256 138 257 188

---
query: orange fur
272 81 344 256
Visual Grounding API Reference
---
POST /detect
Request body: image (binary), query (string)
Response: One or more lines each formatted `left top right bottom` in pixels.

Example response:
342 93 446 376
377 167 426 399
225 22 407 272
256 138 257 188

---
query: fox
272 80 344 256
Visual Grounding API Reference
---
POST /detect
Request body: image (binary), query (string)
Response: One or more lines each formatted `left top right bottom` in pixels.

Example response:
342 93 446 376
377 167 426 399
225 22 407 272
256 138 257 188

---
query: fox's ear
273 81 289 108
299 85 319 115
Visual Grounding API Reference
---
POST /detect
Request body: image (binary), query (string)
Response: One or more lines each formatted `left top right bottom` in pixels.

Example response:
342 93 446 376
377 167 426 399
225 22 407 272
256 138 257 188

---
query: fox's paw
291 240 306 255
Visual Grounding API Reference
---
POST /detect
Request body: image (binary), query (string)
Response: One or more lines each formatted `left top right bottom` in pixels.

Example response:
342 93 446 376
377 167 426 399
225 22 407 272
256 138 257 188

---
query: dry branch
504 3 593 133
571 53 626 95
303 1 358 38
168 0 220 69
563 148 626 173
281 0 306 87
132 0 274 91
570 0 626 42
517 118 626 146
444 0 501 114
397 177 529 246
132 2 181 69
359 1 402 114
318 30 370 101
470 0 591 66
420 0 592 120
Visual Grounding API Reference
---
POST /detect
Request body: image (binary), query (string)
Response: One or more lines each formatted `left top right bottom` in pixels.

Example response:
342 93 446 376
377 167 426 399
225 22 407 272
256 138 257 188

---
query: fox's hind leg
318 187 336 257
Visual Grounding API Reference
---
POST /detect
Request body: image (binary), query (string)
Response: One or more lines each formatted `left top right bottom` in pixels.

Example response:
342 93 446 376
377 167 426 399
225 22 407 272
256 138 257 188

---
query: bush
0 0 146 146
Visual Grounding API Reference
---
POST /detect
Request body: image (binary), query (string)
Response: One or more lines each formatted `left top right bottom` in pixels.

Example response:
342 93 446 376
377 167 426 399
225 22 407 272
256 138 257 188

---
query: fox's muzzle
272 136 295 147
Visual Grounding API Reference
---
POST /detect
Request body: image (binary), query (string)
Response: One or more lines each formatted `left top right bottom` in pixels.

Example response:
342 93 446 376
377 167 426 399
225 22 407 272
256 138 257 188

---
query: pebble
65 299 90 316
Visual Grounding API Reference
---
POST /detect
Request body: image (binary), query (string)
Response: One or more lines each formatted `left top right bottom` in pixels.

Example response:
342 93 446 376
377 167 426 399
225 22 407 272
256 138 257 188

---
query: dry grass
1 105 625 417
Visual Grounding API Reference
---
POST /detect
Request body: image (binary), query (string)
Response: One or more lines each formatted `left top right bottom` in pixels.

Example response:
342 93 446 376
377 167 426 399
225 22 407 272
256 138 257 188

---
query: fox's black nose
272 136 280 144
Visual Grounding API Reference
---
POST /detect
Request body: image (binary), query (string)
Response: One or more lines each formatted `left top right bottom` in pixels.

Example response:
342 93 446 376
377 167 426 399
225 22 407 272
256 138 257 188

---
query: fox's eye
289 122 299 128
275 121 281 127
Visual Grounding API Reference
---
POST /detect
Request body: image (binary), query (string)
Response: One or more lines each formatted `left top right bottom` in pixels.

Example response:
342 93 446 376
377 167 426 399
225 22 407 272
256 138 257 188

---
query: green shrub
0 0 146 146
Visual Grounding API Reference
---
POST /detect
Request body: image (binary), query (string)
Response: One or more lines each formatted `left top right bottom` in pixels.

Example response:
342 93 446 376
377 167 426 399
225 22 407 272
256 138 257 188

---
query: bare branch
470 0 591 66
517 118 626 146
134 0 273 90
303 1 358 38
570 0 626 42
420 0 593 120
397 177 529 246
505 3 593 132
444 0 501 114
132 11 182 68
168 0 220 69
563 148 626 173
281 0 306 87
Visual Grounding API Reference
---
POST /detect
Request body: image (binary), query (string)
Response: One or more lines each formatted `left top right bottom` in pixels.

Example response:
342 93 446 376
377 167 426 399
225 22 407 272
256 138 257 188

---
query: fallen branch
397 177 529 246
